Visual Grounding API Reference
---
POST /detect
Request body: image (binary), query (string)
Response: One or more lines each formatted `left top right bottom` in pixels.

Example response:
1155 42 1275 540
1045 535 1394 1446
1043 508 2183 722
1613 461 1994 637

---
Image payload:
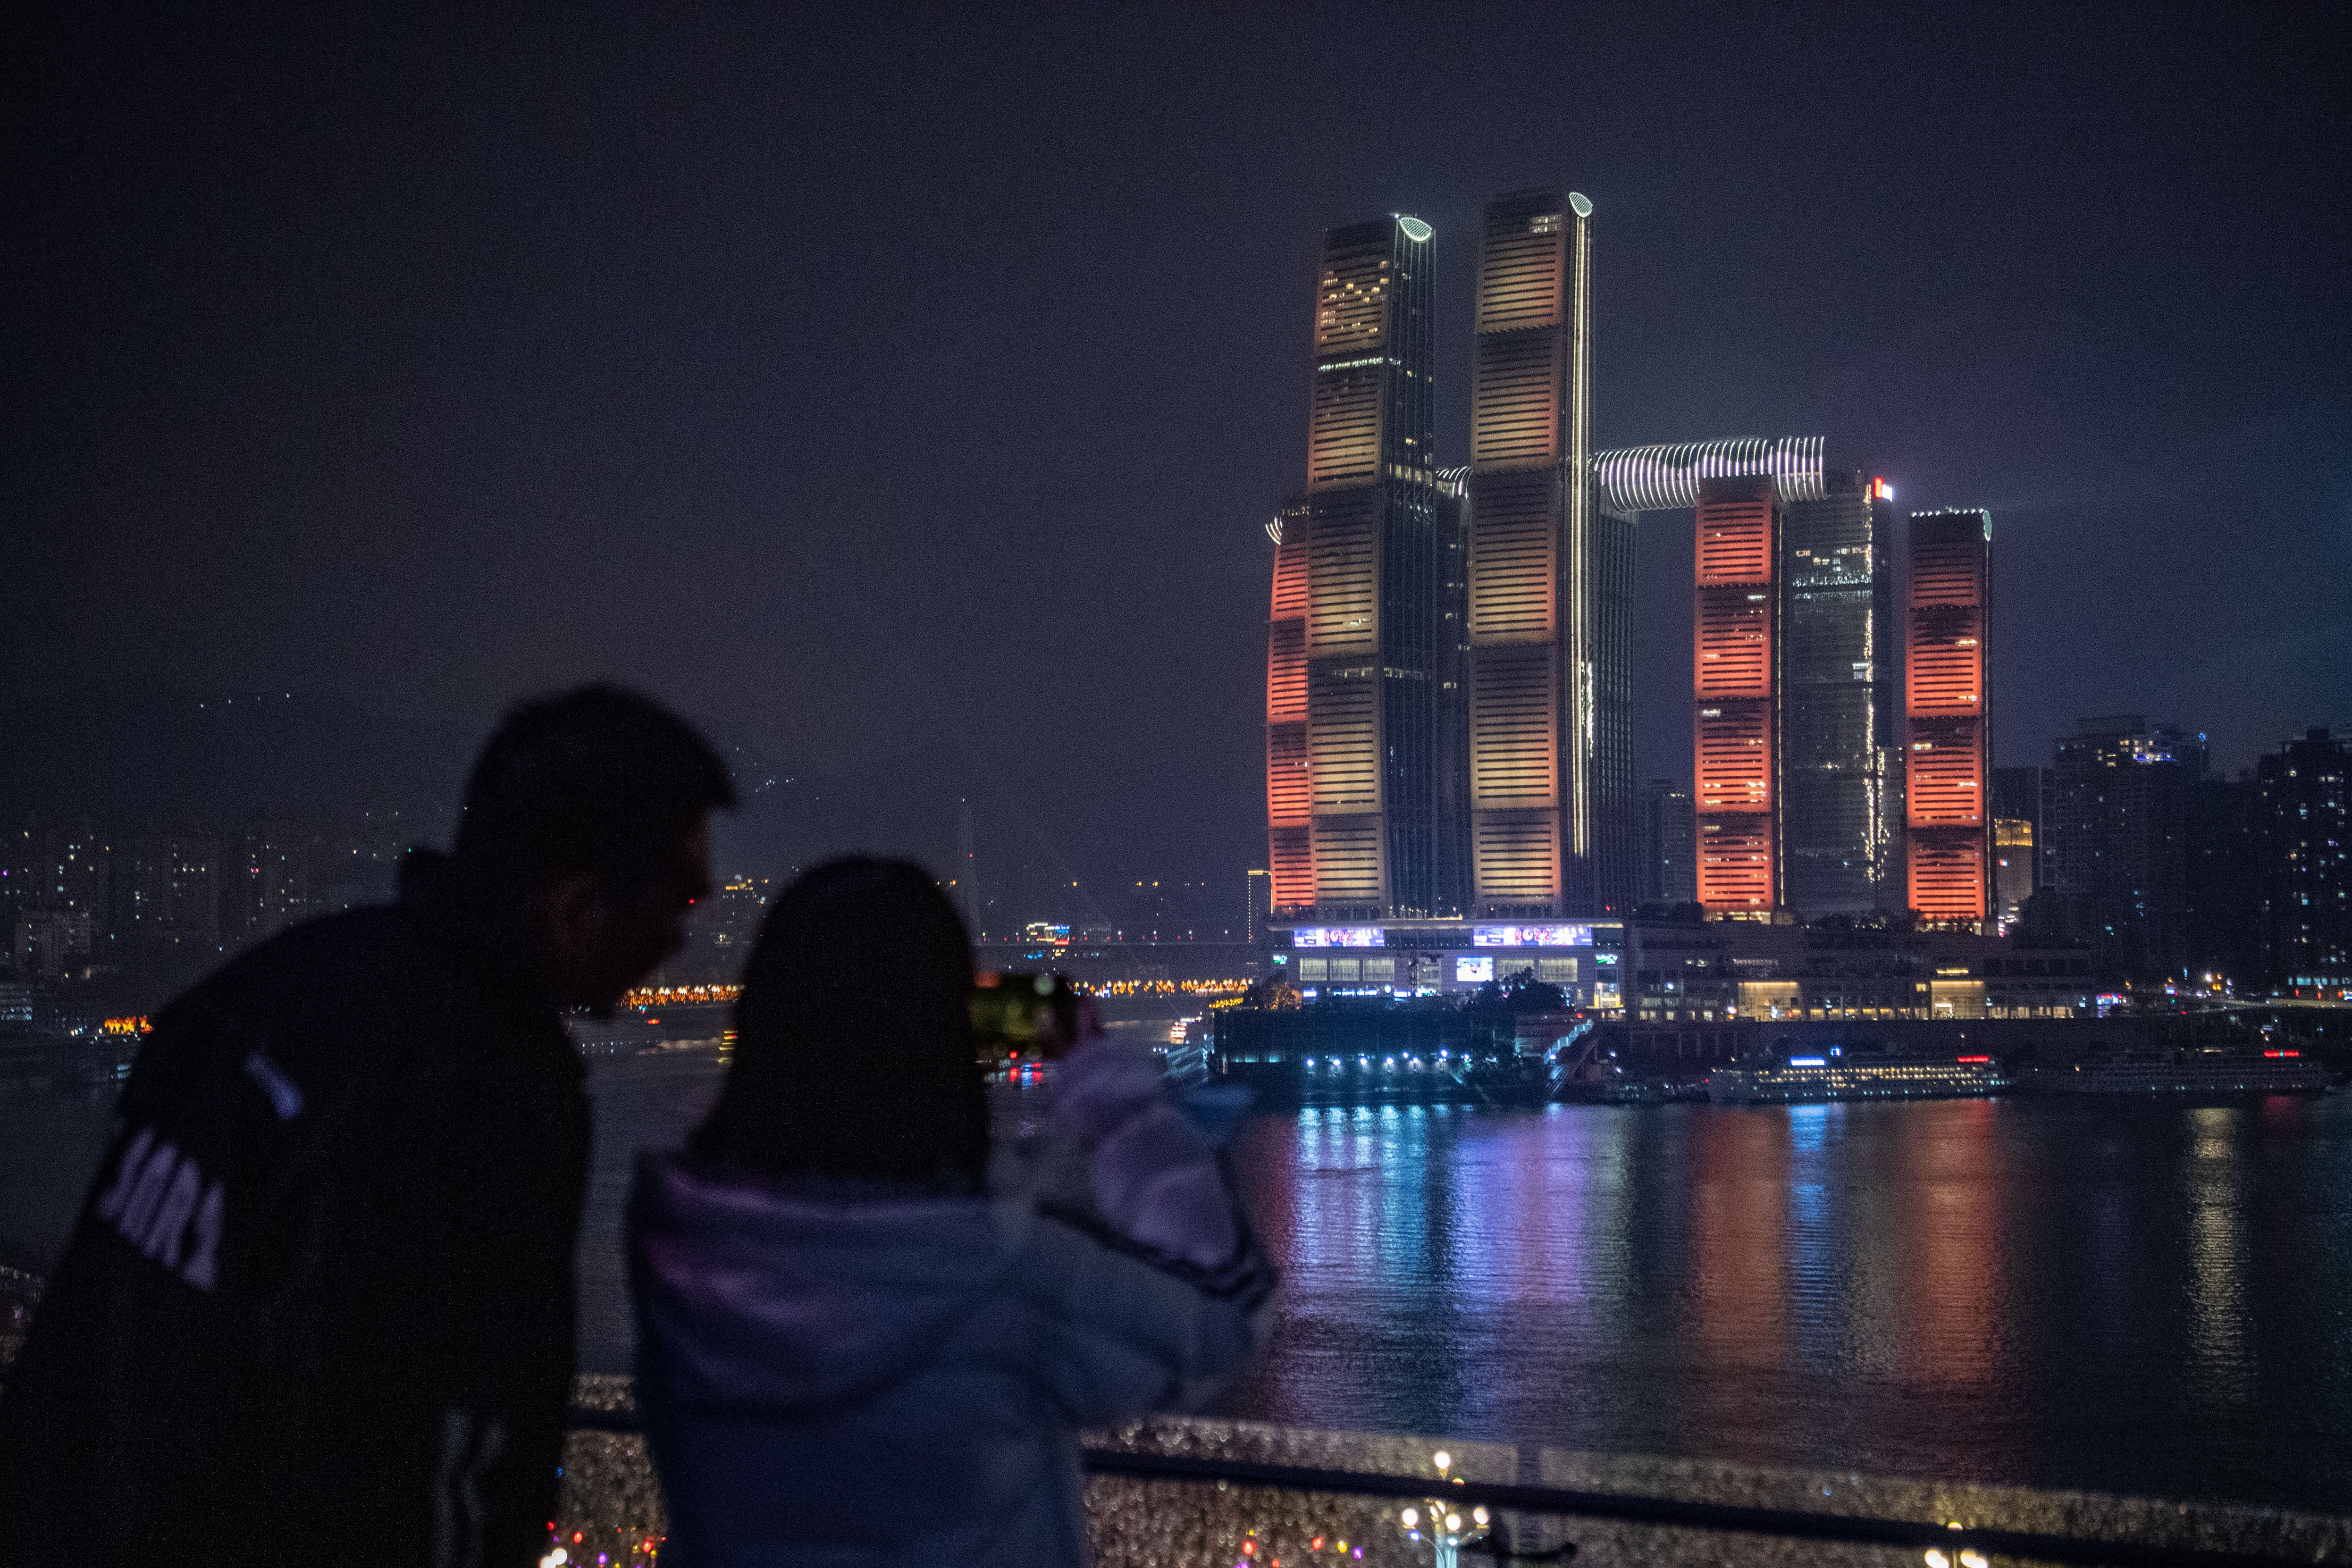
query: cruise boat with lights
1706 1048 2010 1105
2031 1048 2327 1096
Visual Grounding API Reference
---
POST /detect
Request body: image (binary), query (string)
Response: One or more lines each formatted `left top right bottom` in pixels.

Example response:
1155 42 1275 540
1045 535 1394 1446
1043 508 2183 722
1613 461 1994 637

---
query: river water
572 1033 2352 1517
8 1027 2349 1515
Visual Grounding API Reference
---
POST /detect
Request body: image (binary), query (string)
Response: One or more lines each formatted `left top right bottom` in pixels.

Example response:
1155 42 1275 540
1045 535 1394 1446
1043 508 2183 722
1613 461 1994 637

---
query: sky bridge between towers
1590 436 1826 515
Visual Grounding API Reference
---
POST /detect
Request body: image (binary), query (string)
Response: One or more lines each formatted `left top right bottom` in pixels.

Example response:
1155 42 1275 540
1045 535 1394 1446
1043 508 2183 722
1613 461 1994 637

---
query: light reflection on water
2186 1107 2252 1408
1197 1091 2352 1514
454 1040 2352 1517
12 1025 2341 1512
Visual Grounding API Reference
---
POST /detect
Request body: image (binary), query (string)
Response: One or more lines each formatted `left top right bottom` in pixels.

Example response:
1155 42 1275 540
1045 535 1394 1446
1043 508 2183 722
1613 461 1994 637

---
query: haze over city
5 5 2345 917
9 9 2352 1562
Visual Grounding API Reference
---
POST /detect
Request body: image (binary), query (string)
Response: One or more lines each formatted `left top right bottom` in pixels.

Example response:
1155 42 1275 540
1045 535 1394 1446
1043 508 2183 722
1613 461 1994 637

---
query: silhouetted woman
627 857 1273 1567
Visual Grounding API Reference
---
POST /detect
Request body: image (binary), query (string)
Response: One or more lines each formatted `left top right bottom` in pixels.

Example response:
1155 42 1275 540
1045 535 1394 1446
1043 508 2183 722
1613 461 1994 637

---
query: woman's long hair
691 857 988 1187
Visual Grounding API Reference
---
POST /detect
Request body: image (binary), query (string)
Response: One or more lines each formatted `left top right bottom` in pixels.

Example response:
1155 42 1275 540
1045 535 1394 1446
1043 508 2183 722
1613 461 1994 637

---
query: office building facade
1905 510 1992 928
1991 765 2050 932
1992 819 2033 932
1432 467 1473 914
1637 780 1697 906
1588 437 1836 923
1267 215 1444 921
1692 473 1783 913
1460 188 1638 918
1781 470 1902 916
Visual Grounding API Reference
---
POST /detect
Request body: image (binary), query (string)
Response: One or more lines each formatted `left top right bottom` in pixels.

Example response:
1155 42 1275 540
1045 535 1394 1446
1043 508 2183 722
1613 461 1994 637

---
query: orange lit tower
1265 494 1314 912
1265 214 1442 921
1589 438 1824 918
1693 473 1784 913
1905 509 1993 927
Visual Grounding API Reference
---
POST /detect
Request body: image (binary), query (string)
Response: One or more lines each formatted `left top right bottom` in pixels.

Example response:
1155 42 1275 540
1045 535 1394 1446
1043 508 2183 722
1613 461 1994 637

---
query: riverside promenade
3 1280 2347 1565
558 1374 2352 1568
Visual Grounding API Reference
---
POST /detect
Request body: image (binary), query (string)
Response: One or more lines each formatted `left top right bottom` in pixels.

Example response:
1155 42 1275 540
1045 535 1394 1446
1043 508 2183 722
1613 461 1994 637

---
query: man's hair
454 685 735 897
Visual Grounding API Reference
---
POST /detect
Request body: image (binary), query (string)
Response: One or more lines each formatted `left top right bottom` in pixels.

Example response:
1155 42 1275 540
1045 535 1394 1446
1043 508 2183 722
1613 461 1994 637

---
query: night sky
5 4 2347 925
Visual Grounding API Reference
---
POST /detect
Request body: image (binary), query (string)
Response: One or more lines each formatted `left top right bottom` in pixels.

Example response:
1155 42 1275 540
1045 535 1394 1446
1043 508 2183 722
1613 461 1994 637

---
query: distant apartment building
12 907 93 981
1904 510 1993 929
0 824 111 930
2044 716 2189 979
2257 727 2349 991
1636 780 1697 906
110 828 222 978
229 813 316 946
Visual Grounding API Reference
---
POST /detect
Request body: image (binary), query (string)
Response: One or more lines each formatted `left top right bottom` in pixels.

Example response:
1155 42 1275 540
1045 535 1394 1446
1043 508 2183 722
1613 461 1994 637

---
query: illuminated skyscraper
1583 437 1830 920
1693 473 1783 913
1637 779 1697 905
1905 509 1992 928
1266 214 1443 921
1432 466 1472 914
1781 470 1902 915
1462 187 1632 917
1993 819 2034 931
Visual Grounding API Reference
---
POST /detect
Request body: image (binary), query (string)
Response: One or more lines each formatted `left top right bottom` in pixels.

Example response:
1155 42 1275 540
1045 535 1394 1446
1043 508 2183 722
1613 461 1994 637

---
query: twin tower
1263 189 1994 931
1265 189 1623 925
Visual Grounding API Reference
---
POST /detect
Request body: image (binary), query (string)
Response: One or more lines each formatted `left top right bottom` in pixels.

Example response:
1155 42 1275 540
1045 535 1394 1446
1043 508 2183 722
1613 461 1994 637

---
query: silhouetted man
0 685 735 1568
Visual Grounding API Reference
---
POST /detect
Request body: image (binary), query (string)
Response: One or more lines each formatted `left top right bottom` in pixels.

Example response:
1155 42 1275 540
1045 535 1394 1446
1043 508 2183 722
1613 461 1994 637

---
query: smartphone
970 971 1079 1062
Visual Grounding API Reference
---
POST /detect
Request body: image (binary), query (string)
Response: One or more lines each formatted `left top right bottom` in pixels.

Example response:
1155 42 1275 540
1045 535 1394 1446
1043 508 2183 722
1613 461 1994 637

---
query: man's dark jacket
0 852 590 1568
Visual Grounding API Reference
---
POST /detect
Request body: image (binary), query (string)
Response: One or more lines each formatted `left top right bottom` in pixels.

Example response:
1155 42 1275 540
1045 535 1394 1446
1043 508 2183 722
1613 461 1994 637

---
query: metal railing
563 1396 2352 1568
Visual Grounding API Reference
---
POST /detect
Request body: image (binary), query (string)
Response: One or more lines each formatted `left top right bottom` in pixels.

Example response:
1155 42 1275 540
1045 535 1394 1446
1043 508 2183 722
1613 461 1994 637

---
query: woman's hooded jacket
628 1039 1276 1568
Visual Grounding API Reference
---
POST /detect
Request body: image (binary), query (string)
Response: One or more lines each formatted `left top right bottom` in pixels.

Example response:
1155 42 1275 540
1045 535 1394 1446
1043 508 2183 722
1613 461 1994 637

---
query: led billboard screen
1292 927 1386 948
1471 924 1593 948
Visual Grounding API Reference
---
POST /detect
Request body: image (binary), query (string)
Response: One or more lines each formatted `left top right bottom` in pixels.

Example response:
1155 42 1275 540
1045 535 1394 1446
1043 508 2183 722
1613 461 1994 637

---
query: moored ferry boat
1706 1050 2010 1105
2032 1048 2327 1096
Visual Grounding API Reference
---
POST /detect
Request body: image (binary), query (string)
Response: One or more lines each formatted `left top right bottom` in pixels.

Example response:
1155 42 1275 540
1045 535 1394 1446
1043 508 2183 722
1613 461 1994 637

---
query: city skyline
4 15 2351 1552
2 6 2344 908
1265 186 1954 929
